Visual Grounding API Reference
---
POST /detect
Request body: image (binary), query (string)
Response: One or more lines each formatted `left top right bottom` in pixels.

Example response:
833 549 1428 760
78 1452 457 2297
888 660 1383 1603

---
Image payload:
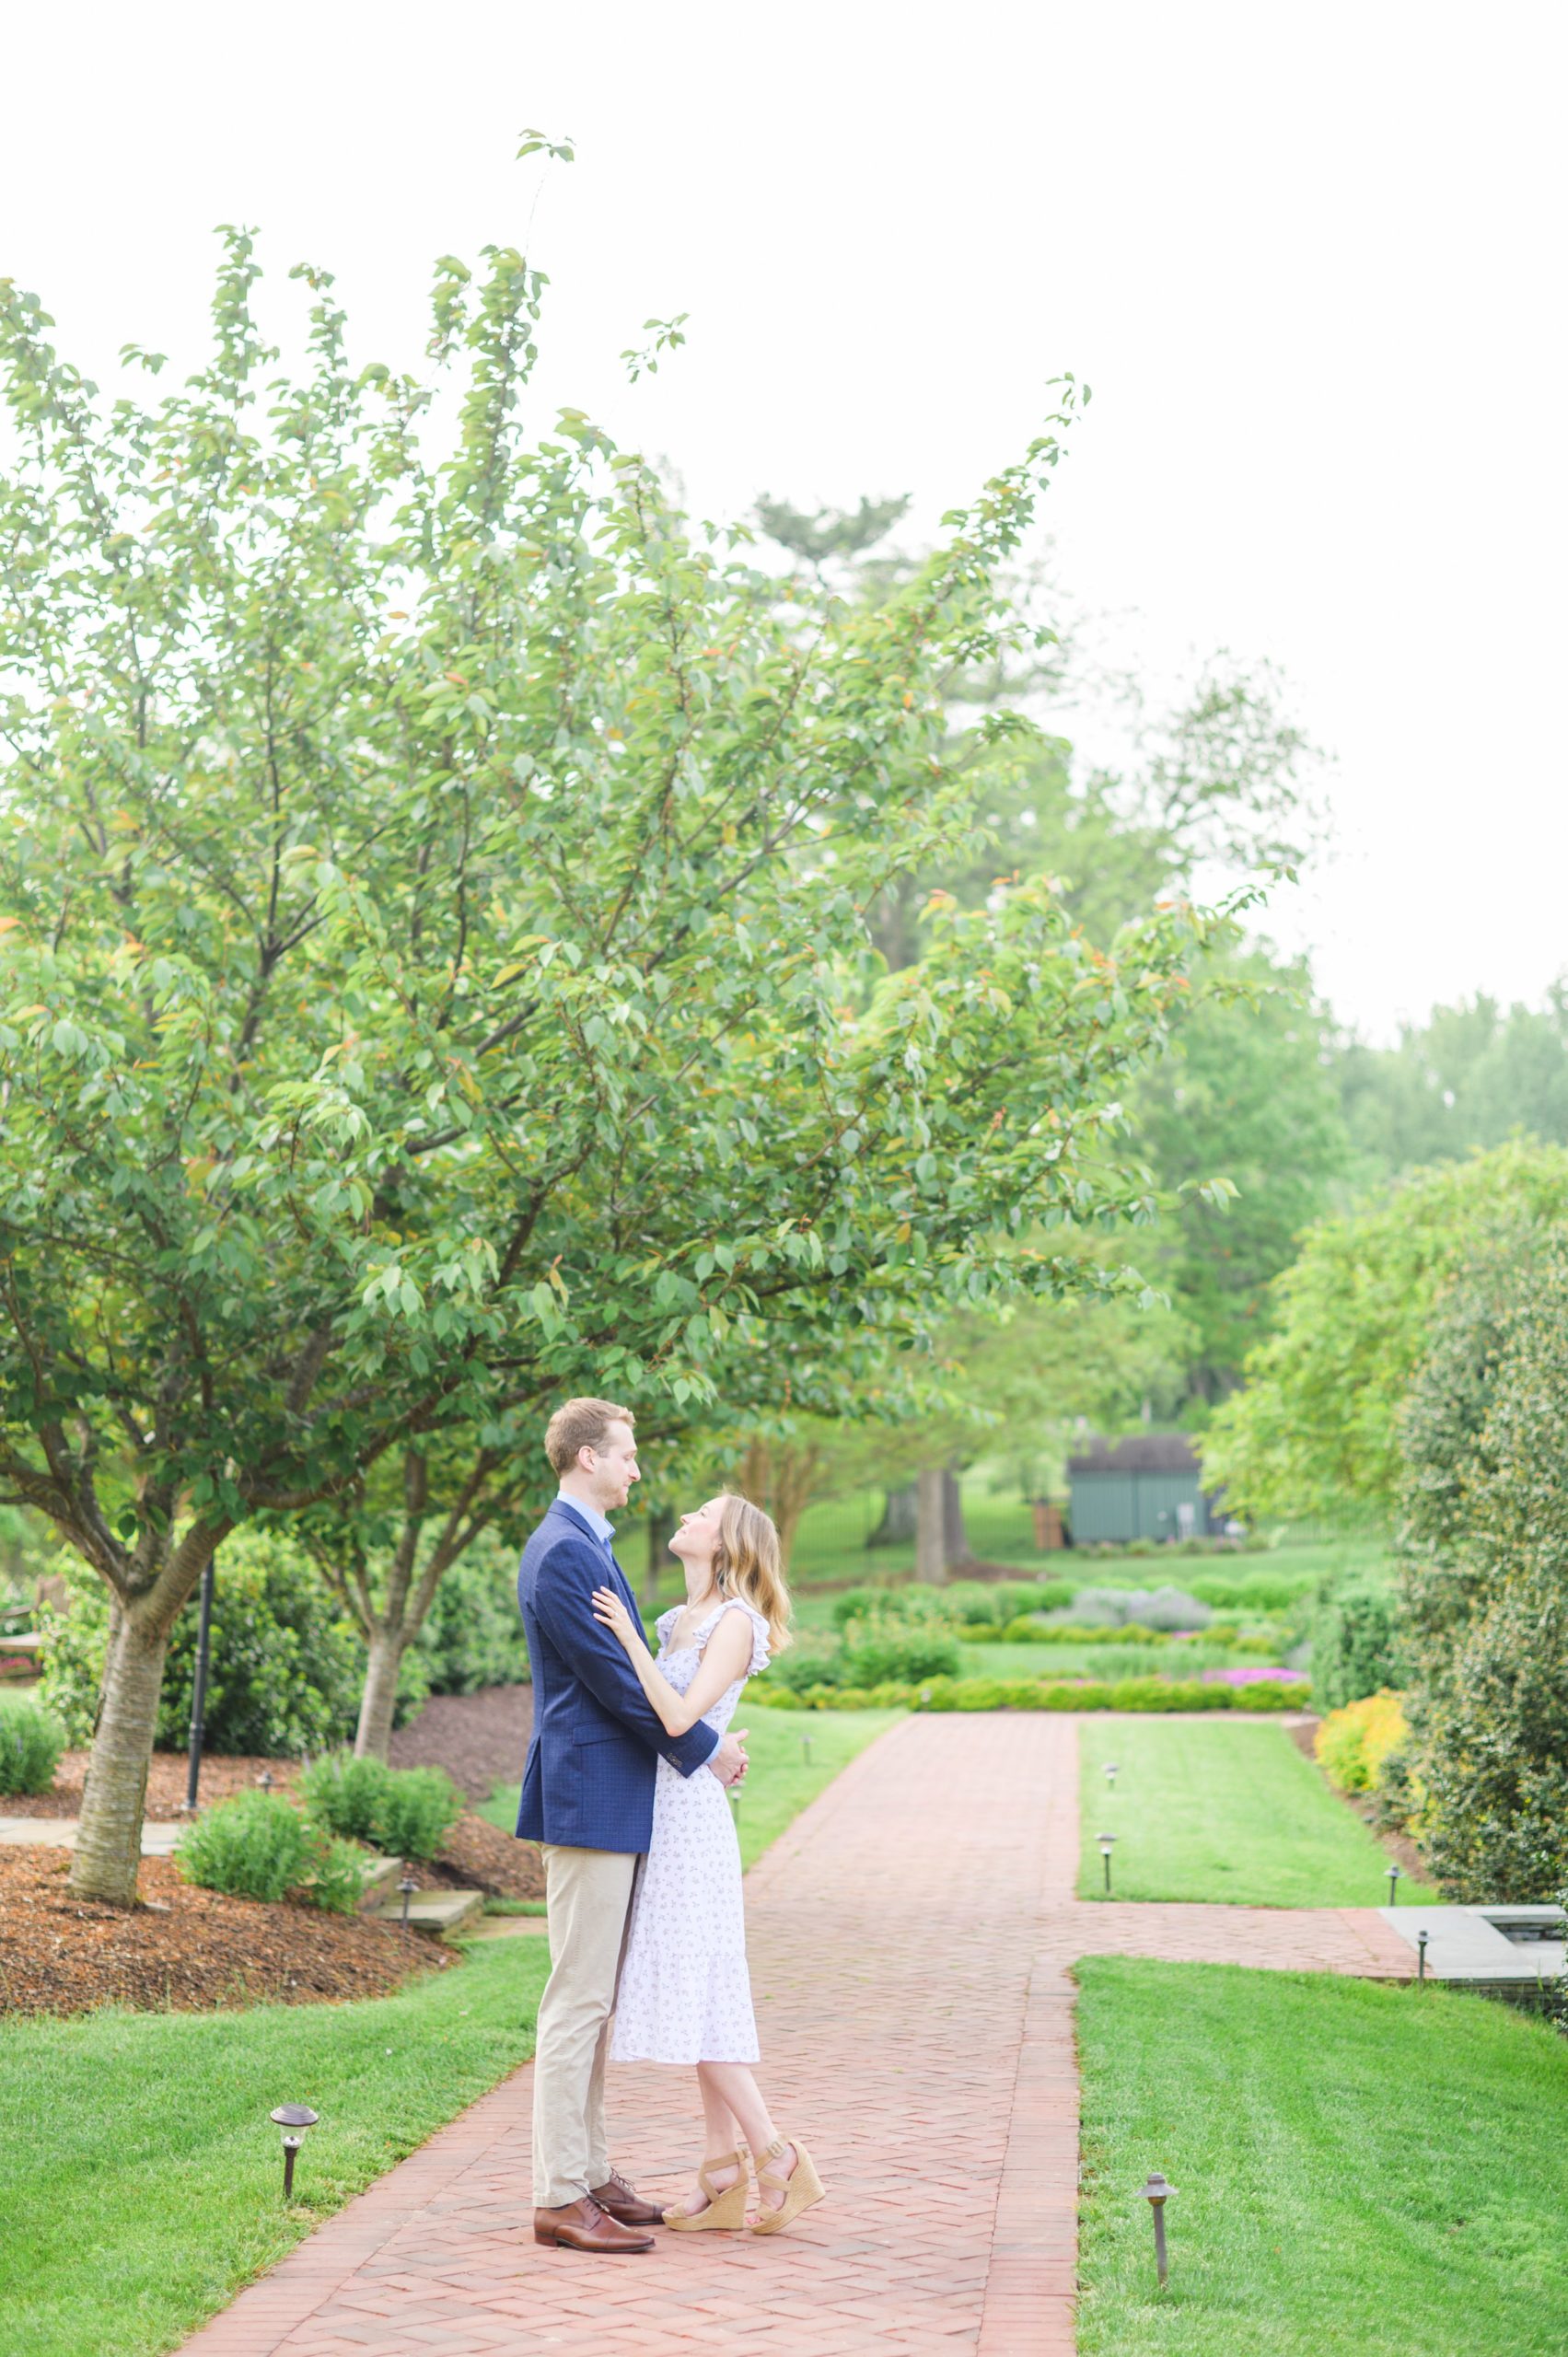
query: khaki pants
532 1844 639 2208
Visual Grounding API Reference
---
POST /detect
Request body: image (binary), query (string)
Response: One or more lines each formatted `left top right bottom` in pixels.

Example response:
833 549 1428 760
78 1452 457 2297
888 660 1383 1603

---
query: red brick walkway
175 1717 1412 2357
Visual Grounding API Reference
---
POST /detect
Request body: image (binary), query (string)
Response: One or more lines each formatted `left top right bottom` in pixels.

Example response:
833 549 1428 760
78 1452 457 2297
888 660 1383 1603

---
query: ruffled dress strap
696 1595 771 1678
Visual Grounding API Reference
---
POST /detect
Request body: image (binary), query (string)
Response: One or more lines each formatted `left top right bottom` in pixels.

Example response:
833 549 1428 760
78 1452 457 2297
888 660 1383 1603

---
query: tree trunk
738 1436 821 1575
645 1510 673 1609
943 1468 970 1570
354 1625 407 1761
67 1596 173 1906
868 1481 917 1548
914 1465 970 1584
915 1467 947 1584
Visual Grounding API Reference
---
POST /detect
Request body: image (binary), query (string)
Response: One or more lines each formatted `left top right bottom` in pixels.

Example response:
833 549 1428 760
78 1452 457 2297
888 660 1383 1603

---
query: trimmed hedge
751 1674 1310 1714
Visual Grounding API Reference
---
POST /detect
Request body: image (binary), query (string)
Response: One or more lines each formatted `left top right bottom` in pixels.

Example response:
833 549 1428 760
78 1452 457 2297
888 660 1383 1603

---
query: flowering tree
0 224 1234 1901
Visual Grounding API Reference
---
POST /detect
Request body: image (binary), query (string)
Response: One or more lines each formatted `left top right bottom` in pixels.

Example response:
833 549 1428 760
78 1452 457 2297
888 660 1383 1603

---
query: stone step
355 1854 402 1910
375 1887 486 1937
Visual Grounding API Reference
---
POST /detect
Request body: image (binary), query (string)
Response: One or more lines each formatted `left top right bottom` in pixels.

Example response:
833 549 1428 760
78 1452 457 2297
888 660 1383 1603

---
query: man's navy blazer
515 1496 719 1852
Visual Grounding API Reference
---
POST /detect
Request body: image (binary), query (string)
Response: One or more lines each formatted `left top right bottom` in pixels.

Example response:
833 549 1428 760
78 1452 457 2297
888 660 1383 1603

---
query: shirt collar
558 1489 615 1546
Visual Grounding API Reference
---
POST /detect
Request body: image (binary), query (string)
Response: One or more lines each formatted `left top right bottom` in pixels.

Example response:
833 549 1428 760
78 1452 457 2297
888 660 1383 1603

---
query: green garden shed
1066 1434 1219 1543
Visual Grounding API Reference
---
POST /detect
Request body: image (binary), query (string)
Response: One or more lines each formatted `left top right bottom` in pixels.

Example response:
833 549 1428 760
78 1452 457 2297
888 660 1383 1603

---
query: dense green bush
175 1792 312 1903
300 1753 394 1843
828 1585 954 1632
1311 1574 1409 1711
300 1753 461 1861
299 1832 373 1914
374 1765 462 1861
39 1528 363 1754
1398 1222 1568 1898
1189 1571 1313 1611
0 1696 64 1794
414 1531 531 1694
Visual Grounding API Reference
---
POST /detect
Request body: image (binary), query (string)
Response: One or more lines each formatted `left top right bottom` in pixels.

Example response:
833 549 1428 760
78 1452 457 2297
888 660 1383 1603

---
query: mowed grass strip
1078 1716 1438 1907
3 1936 551 2357
1075 1958 1568 2357
481 1706 904 1872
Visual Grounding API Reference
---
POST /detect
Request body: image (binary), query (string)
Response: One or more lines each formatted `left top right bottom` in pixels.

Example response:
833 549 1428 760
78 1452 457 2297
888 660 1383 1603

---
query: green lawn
1078 1717 1436 1907
1075 1958 1568 2356
480 1706 903 1872
2 1938 552 2357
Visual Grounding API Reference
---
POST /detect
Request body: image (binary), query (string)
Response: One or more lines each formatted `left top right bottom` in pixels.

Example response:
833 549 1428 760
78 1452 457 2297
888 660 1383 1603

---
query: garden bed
0 1747 305 1818
0 1846 450 2018
389 1680 533 1797
1285 1712 1433 1887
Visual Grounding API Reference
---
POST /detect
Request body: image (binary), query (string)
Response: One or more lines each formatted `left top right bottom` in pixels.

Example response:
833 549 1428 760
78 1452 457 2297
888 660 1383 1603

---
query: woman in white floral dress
591 1492 826 2235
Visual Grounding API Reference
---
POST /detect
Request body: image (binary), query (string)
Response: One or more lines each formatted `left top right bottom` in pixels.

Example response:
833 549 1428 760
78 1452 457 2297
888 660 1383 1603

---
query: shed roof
1067 1433 1202 1477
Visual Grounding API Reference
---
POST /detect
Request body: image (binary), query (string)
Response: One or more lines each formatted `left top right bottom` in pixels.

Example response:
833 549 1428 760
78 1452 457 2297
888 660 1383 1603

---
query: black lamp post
1140 2171 1175 2288
399 1870 417 1929
1098 1832 1117 1897
270 2106 319 2199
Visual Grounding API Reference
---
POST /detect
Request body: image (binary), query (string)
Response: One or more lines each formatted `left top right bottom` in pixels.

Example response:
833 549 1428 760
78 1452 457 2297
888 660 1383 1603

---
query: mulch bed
0 1748 305 1819
0 1846 451 2018
389 1682 534 1798
0 1691 546 2013
425 1809 544 1901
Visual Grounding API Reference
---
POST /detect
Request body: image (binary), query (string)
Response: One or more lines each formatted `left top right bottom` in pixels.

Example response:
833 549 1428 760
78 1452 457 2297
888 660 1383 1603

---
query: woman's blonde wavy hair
712 1492 794 1654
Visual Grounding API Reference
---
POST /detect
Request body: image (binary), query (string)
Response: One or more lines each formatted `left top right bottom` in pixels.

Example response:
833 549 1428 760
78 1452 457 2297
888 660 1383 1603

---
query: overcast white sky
4 0 1562 1041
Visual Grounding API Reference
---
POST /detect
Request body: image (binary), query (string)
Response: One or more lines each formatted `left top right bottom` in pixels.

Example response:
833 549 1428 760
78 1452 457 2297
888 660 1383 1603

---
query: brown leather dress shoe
533 2194 656 2253
588 2167 665 2227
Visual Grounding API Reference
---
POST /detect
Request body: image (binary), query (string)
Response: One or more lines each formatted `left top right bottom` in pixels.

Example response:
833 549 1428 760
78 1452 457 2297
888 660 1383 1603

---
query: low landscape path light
800 1732 813 1768
1386 1863 1401 1905
1098 1831 1117 1897
1140 2170 1175 2288
1417 1928 1429 1983
270 2106 318 2200
1104 1761 1119 1792
398 1870 416 1930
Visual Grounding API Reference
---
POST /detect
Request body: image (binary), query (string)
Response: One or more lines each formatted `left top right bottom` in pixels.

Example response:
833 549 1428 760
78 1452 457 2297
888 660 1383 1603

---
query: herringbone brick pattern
174 1715 1413 2357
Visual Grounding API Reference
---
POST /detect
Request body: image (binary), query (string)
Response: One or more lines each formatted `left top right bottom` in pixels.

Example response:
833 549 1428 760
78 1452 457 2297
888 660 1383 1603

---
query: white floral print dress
610 1596 771 2065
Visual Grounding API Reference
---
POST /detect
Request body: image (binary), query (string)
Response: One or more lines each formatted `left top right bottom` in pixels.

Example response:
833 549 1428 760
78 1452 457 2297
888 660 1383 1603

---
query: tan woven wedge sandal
749 2136 825 2234
662 2149 749 2232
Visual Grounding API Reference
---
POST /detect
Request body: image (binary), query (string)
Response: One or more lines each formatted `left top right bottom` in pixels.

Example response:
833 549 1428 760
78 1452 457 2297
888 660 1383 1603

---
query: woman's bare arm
591 1591 755 1736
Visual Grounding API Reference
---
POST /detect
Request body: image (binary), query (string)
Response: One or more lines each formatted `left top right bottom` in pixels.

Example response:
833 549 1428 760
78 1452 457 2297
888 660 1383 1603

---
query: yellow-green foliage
1315 1689 1407 1794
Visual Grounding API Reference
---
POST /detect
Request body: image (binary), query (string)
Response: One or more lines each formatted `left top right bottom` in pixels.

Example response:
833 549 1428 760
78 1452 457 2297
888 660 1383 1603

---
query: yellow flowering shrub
1314 1689 1408 1794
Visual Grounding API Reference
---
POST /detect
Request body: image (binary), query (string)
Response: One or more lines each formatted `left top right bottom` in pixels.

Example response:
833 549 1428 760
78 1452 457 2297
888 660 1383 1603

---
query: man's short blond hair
545 1397 634 1477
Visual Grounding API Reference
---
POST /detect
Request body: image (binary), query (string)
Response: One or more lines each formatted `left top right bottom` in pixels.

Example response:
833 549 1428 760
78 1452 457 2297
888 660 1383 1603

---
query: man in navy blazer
518 1396 748 2254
